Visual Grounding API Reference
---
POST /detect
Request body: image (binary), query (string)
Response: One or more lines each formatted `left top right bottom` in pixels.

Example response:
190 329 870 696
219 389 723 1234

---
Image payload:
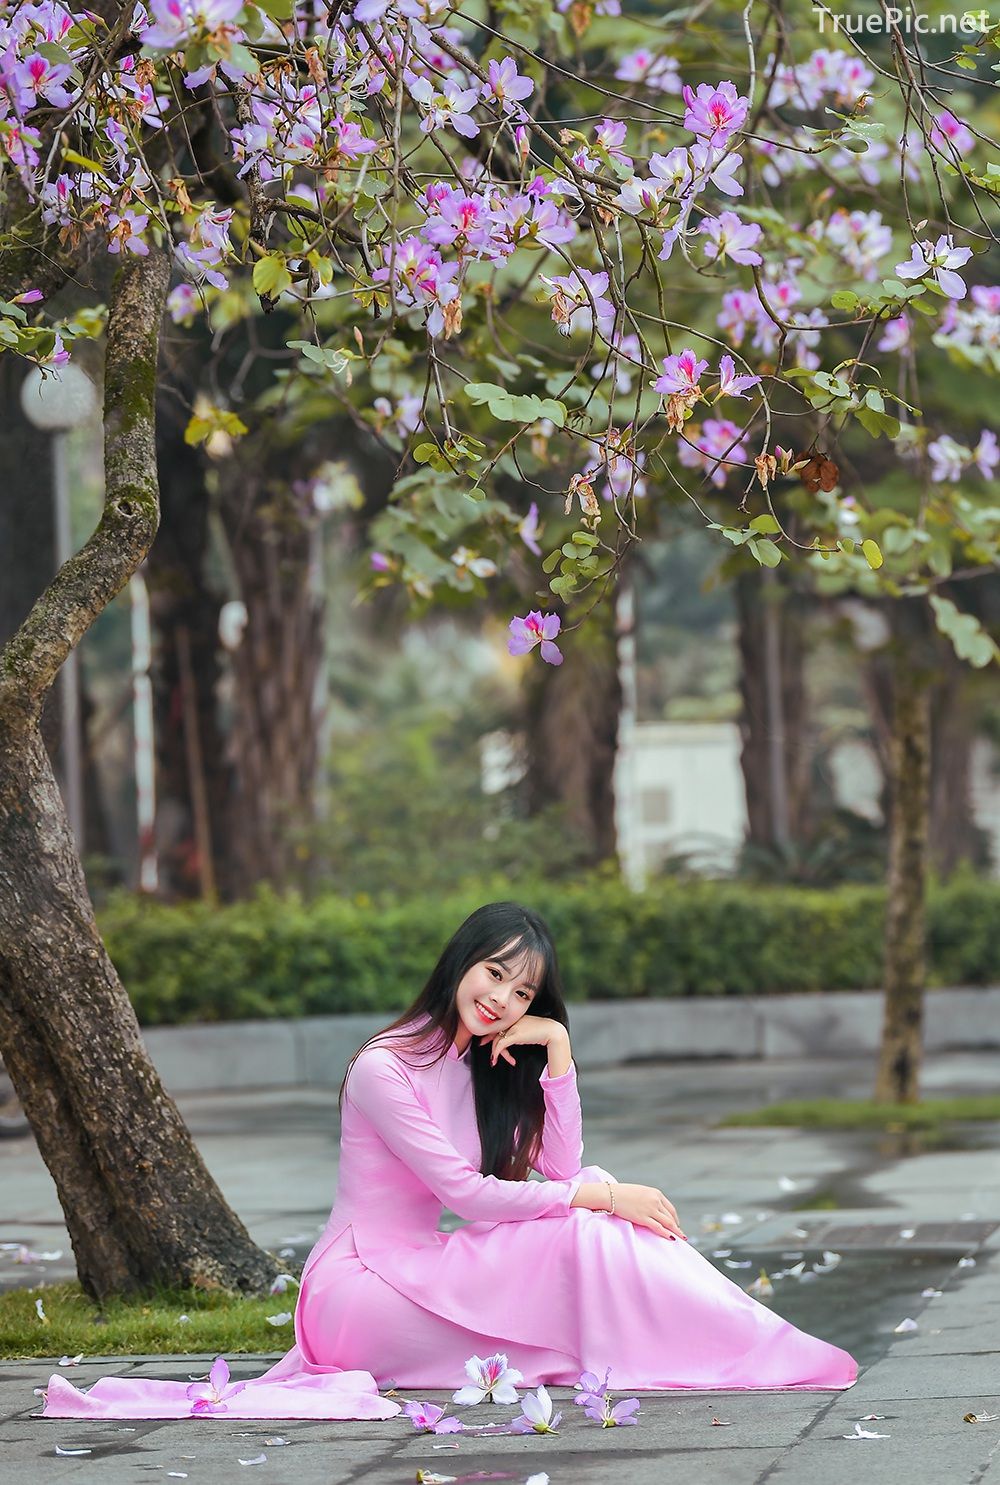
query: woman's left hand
480 1015 569 1066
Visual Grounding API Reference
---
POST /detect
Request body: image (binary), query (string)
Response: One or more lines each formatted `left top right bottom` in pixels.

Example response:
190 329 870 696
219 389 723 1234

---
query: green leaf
750 537 782 568
464 383 566 427
831 290 859 311
861 538 883 570
253 255 292 298
541 549 562 574
749 514 780 535
412 443 439 465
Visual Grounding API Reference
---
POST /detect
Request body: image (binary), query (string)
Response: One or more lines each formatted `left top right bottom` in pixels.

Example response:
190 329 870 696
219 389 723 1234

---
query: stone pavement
2 1051 999 1483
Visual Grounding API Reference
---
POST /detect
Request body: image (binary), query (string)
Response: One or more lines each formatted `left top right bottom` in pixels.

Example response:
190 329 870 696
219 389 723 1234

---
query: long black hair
339 902 570 1182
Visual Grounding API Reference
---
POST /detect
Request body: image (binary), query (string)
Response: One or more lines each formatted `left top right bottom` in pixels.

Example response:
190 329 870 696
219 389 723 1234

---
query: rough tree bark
215 432 327 891
874 600 932 1104
522 594 621 863
0 253 279 1299
735 566 811 851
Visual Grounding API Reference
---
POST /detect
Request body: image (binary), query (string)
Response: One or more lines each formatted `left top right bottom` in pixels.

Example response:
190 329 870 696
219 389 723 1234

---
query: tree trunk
928 640 986 876
215 441 327 892
736 567 811 850
874 600 932 1104
0 253 279 1298
522 594 621 863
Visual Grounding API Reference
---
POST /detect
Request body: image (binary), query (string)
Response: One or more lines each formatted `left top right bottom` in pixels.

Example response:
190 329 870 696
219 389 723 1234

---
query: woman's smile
474 1000 502 1024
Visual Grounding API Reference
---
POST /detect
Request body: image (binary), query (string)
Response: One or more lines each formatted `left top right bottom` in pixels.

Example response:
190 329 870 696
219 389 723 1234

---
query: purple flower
543 268 616 341
717 354 761 399
876 314 910 353
699 211 762 266
574 1366 612 1408
895 234 973 300
584 1395 641 1427
974 429 998 479
929 109 975 158
185 1356 246 1415
614 48 681 94
480 57 534 114
654 348 709 397
928 435 968 484
682 81 749 146
139 0 243 49
510 1385 562 1434
507 612 563 667
370 551 392 571
408 75 480 140
107 208 149 256
518 501 542 556
403 1400 464 1433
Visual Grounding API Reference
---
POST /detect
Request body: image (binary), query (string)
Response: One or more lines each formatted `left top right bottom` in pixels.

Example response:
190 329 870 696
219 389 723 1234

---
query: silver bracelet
605 1181 616 1216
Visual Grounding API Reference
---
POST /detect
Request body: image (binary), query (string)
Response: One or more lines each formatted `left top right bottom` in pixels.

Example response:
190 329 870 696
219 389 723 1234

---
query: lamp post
19 365 98 852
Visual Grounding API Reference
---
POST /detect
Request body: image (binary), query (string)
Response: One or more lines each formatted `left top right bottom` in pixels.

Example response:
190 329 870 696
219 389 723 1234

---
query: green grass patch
719 1095 1000 1131
0 1282 296 1360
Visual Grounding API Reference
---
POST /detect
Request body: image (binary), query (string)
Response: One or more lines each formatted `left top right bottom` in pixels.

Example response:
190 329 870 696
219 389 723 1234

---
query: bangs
490 932 548 990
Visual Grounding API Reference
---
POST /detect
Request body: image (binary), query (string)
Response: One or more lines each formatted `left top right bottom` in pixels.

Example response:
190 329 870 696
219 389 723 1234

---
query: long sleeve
345 1048 581 1223
533 1061 585 1179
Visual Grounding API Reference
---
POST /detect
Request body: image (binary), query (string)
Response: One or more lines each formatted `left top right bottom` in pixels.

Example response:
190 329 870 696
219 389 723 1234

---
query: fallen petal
844 1422 890 1439
238 1455 267 1466
958 1256 976 1268
860 1414 886 1421
55 1447 92 1456
262 1437 289 1446
921 1288 943 1298
711 1417 733 1426
58 1354 84 1367
893 1318 918 1333
266 1312 293 1326
964 1412 1000 1424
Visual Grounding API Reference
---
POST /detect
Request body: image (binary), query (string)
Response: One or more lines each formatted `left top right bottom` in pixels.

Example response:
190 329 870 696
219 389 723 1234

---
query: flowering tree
2 0 1000 1290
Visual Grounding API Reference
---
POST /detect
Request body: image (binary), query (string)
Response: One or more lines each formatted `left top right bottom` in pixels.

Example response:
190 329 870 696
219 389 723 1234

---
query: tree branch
0 248 170 723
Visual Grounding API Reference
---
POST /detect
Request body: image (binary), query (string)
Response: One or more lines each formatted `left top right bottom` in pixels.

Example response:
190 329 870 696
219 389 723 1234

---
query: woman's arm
345 1048 582 1223
534 1040 585 1179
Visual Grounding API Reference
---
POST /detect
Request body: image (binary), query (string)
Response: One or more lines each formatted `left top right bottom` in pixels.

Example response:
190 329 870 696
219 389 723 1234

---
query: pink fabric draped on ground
41 1020 856 1420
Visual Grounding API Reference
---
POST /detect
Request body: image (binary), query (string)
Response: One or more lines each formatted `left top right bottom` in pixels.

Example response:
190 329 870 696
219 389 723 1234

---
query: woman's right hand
611 1183 686 1240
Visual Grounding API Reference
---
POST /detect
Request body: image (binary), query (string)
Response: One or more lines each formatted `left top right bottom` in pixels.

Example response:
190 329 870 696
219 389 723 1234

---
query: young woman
42 901 856 1422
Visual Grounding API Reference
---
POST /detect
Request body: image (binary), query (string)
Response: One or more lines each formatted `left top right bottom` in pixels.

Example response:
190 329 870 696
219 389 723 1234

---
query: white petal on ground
778 1177 799 1191
724 1259 752 1269
55 1447 93 1456
167 1474 189 1479
712 1249 732 1258
958 1256 976 1268
893 1318 918 1333
720 1213 744 1225
177 1314 190 1323
898 1228 916 1240
238 1455 268 1466
58 1354 84 1367
415 1473 458 1484
34 1297 48 1323
748 1272 774 1297
844 1422 890 1439
525 1476 550 1485
711 1417 733 1426
921 1288 943 1297
964 1412 1000 1424
452 1386 486 1406
262 1437 289 1446
266 1312 292 1326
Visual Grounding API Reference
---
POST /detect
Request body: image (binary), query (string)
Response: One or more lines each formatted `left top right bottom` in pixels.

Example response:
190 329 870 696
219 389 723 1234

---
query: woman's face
454 945 541 1043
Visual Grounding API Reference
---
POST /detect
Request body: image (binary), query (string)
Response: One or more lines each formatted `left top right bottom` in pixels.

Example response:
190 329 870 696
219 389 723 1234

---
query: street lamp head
20 364 98 431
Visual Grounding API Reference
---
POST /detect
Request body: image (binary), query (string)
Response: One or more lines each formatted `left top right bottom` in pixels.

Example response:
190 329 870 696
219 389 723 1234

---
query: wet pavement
2 1049 999 1481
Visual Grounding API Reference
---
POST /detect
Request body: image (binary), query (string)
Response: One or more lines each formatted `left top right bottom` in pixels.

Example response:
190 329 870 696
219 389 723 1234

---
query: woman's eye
488 967 502 980
517 990 529 1000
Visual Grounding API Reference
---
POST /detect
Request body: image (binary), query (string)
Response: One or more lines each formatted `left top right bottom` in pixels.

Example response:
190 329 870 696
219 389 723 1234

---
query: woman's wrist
544 1027 572 1078
570 1180 617 1214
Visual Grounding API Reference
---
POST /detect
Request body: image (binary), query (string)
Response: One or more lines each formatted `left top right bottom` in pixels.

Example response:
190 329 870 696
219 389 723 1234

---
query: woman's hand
479 1014 569 1066
611 1183 686 1240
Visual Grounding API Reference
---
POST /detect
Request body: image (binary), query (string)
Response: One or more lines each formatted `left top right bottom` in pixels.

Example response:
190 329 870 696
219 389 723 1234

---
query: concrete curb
142 986 1000 1094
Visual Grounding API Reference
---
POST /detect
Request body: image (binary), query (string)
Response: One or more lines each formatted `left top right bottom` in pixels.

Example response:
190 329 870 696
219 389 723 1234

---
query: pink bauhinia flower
511 1384 562 1434
139 0 243 49
895 234 973 299
717 354 761 399
186 1356 247 1415
518 501 542 556
574 1366 612 1407
699 210 763 266
583 1394 641 1427
876 314 910 352
654 348 709 397
480 57 534 114
402 1400 464 1433
929 109 975 158
507 612 563 667
682 81 749 146
974 429 999 478
453 1351 524 1404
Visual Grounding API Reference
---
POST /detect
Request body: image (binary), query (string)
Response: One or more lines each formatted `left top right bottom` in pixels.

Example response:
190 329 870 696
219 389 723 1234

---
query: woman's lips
474 1001 501 1024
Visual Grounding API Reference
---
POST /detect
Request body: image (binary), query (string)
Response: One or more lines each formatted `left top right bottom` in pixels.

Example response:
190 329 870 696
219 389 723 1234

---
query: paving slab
2 1050 998 1483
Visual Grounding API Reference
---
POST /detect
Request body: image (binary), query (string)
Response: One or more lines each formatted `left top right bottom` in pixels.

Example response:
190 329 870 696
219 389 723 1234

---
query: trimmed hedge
97 873 1000 1027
